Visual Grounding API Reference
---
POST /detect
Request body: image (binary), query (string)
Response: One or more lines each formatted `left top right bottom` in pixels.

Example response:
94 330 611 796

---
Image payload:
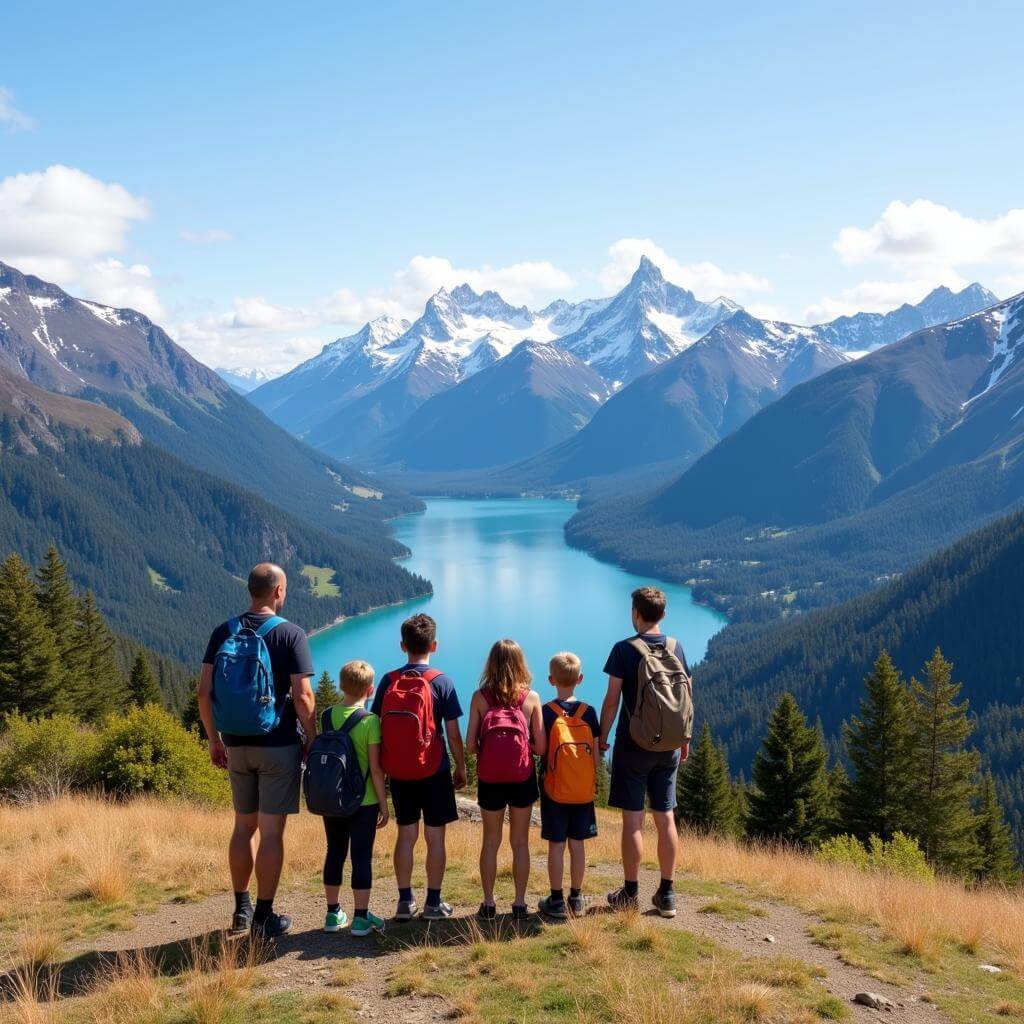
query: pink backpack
477 689 532 784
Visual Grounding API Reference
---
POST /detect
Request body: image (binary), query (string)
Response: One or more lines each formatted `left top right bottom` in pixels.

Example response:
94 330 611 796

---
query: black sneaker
538 896 568 919
567 893 588 917
652 890 677 918
251 911 292 939
228 908 252 935
510 904 530 921
477 902 497 921
607 886 640 912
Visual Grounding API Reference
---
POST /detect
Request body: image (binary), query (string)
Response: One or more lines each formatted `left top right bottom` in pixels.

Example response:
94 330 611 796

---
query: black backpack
303 707 370 817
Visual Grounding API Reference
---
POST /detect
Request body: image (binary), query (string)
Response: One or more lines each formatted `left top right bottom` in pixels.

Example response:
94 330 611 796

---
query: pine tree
314 670 340 720
70 591 123 722
841 652 915 841
35 546 83 701
595 751 611 808
747 692 831 845
826 760 850 836
906 648 981 874
677 722 740 835
128 651 162 707
181 685 202 733
0 553 63 717
975 771 1017 884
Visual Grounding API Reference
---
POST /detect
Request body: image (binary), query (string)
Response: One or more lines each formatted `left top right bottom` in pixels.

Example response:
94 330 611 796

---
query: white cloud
179 228 233 245
0 87 33 132
599 238 772 299
0 165 162 316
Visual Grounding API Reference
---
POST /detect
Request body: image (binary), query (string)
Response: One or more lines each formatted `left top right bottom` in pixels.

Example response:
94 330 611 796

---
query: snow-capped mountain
372 340 609 472
215 366 277 393
557 257 740 385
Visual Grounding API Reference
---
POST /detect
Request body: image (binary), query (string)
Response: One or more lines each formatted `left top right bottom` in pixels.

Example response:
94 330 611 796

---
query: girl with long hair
465 639 546 920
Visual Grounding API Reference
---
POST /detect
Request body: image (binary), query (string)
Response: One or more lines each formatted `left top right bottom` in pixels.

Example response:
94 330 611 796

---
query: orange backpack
543 701 597 804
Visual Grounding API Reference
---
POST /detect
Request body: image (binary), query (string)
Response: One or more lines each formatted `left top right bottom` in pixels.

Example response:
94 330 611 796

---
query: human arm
447 718 467 789
599 676 623 752
368 741 389 827
197 663 226 768
528 692 546 758
291 673 316 756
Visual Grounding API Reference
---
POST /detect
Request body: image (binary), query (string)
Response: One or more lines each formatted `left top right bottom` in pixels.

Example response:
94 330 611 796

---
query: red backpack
477 689 532 784
380 667 443 781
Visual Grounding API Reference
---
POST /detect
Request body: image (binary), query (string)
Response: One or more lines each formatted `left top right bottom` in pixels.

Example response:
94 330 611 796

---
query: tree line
677 649 1017 883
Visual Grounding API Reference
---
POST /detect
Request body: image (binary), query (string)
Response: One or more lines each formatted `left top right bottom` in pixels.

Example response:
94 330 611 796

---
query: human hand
680 741 690 762
599 741 610 753
209 737 228 769
453 766 467 790
376 805 390 830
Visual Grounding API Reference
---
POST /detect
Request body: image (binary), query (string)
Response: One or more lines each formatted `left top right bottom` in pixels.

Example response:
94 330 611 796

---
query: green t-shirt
327 704 382 806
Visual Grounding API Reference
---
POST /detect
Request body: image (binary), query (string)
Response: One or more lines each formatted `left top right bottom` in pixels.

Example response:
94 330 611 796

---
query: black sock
327 903 340 914
398 886 413 903
426 887 441 908
550 888 564 902
623 880 639 898
570 888 582 899
234 891 252 915
253 898 274 921
657 878 674 897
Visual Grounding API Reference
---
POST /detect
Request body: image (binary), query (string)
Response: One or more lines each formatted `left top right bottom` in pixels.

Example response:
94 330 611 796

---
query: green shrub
0 713 99 798
93 705 229 804
816 831 933 881
816 833 870 871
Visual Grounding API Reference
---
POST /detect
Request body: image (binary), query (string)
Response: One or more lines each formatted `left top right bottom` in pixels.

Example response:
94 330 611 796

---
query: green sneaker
350 910 385 936
323 908 349 933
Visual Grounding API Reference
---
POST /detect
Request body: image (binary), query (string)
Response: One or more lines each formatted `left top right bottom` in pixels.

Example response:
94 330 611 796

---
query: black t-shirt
541 697 601 739
203 613 314 747
603 633 690 753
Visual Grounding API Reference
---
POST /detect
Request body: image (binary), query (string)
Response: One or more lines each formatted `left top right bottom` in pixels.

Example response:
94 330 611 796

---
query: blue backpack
212 615 286 735
304 707 370 817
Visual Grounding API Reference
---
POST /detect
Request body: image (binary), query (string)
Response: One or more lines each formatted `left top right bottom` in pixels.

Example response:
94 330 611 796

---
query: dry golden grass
676 826 1024 972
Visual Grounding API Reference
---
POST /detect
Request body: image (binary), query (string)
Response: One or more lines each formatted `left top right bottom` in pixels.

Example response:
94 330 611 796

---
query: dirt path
70 870 947 1023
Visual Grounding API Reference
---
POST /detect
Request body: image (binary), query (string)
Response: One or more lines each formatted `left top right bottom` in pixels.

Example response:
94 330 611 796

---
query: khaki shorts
226 744 302 816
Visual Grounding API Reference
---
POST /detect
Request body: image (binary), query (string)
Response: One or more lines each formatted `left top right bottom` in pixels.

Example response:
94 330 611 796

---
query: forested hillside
0 423 429 664
695 507 1024 843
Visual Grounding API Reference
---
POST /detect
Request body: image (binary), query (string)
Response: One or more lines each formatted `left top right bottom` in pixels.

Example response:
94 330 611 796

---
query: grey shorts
226 743 302 815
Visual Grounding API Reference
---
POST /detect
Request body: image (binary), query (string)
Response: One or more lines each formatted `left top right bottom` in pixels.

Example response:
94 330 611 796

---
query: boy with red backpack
537 652 600 919
370 614 466 921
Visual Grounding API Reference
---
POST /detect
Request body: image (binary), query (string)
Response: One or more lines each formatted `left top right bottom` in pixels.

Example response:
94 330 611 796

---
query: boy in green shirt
322 660 389 935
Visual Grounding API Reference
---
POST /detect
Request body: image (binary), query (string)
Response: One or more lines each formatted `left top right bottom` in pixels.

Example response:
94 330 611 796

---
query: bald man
198 562 316 938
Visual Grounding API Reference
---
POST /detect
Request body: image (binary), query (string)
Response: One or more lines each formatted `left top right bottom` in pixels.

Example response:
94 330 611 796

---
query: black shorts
477 770 539 812
609 746 680 813
390 769 459 828
540 793 598 842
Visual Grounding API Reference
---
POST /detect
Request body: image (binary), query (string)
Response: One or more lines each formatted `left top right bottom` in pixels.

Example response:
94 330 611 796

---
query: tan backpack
627 637 694 752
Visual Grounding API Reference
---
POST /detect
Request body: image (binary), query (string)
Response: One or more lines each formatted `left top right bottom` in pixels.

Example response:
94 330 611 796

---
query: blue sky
2 0 1022 371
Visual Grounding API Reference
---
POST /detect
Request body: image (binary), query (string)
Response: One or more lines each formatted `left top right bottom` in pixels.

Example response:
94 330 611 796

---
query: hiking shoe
251 911 292 939
607 887 640 912
228 908 253 935
567 893 588 917
394 898 419 921
477 902 497 921
351 911 385 936
510 904 530 921
323 909 348 933
538 896 568 920
652 891 677 918
422 900 454 920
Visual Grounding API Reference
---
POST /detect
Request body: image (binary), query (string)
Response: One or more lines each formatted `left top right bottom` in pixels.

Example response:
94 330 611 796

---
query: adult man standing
198 563 316 938
599 586 692 918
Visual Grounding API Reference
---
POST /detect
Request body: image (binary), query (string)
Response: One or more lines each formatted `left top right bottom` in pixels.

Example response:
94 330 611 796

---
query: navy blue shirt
203 613 314 748
371 663 463 772
603 633 690 752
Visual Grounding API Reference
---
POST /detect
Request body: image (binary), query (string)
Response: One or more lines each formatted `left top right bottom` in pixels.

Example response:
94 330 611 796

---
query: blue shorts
609 746 680 813
540 793 598 842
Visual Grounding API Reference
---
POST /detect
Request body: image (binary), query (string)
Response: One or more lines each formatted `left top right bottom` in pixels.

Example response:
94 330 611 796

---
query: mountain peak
631 255 666 285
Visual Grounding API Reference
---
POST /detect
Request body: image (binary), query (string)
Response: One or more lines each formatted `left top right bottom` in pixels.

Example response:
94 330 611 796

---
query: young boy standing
321 660 389 935
371 613 466 920
538 652 600 919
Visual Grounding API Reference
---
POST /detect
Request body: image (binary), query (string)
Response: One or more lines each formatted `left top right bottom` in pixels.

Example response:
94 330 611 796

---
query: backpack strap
546 699 566 718
664 637 677 656
571 701 588 719
255 615 287 638
227 617 241 635
320 706 370 735
339 707 370 737
320 705 334 734
420 667 443 684
481 687 496 709
627 636 658 659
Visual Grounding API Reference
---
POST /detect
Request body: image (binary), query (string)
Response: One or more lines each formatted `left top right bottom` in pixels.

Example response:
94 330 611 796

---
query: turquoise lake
309 498 726 710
